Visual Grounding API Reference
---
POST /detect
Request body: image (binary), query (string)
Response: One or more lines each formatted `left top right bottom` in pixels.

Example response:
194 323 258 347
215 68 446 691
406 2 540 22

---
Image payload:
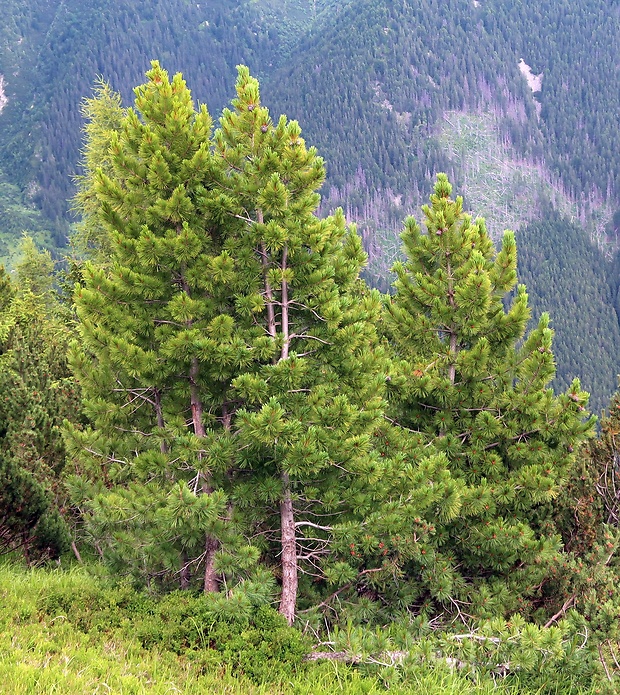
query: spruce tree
386 174 595 618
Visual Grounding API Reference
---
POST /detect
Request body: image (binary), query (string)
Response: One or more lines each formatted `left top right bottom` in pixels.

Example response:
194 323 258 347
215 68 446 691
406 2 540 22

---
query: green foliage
326 613 607 693
2 3 620 690
37 579 309 683
14 235 54 294
384 175 595 618
69 63 388 625
0 452 67 559
543 389 620 663
0 563 602 694
71 80 125 262
0 240 78 562
38 570 613 693
0 0 619 416
0 176 55 268
68 61 246 589
213 65 389 621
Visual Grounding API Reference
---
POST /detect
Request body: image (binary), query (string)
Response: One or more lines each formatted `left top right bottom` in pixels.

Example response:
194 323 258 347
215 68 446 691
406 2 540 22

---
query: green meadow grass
0 564 594 694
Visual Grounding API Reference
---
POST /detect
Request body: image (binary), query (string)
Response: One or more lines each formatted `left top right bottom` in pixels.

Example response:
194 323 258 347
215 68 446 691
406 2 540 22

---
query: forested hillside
0 0 619 410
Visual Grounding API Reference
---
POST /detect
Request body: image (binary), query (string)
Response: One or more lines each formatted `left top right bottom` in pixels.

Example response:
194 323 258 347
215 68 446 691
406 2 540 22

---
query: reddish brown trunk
261 245 277 341
279 471 298 626
201 476 219 592
448 333 457 385
71 541 82 564
258 210 278 345
188 357 219 592
222 402 232 431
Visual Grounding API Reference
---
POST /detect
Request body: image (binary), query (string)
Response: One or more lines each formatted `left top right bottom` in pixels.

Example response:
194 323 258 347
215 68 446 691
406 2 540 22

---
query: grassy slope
0 563 573 695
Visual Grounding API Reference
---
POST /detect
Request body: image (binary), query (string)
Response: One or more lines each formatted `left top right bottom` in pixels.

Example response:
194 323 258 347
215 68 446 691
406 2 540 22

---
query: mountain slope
260 0 620 412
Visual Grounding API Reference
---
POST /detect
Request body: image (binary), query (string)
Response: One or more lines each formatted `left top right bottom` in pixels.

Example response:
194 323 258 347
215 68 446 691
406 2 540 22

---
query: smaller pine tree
385 174 595 619
0 242 75 562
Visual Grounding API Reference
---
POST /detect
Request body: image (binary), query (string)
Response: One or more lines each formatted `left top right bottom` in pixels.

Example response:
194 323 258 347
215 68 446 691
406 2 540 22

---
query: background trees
0 237 77 562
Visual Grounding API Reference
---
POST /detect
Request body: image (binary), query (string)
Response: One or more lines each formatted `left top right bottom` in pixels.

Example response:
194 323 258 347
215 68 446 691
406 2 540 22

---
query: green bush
37 583 310 683
37 580 148 633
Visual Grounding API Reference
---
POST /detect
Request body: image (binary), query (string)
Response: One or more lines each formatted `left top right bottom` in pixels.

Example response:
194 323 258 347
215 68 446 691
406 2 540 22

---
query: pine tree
72 79 125 263
0 241 75 562
577 391 620 545
0 451 67 560
14 235 55 298
69 64 389 624
527 390 620 642
385 174 595 618
211 66 388 623
68 62 238 591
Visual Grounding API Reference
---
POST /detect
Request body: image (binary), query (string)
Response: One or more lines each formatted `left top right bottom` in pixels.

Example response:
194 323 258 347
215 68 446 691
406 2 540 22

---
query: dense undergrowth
0 563 603 694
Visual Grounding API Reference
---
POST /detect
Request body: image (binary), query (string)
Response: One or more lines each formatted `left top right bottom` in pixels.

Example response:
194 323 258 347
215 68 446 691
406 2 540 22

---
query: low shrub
37 582 309 683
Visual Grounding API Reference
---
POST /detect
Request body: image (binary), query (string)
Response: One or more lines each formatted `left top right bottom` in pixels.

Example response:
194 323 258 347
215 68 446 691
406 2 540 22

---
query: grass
0 563 598 694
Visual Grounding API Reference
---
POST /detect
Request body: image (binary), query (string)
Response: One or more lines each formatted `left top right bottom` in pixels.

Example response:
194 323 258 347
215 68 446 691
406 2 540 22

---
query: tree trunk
204 532 220 593
448 332 457 385
189 357 219 592
259 221 297 622
71 541 82 564
280 245 290 360
279 471 298 625
258 209 278 344
261 244 277 341
201 476 220 592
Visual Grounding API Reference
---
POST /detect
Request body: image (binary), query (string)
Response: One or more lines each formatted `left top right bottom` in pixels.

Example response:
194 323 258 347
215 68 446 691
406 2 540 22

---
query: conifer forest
3 1 620 693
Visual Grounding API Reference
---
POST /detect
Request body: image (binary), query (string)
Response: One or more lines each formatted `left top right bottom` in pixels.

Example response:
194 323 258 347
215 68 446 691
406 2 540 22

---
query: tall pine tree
69 63 389 624
68 62 238 591
211 66 388 623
